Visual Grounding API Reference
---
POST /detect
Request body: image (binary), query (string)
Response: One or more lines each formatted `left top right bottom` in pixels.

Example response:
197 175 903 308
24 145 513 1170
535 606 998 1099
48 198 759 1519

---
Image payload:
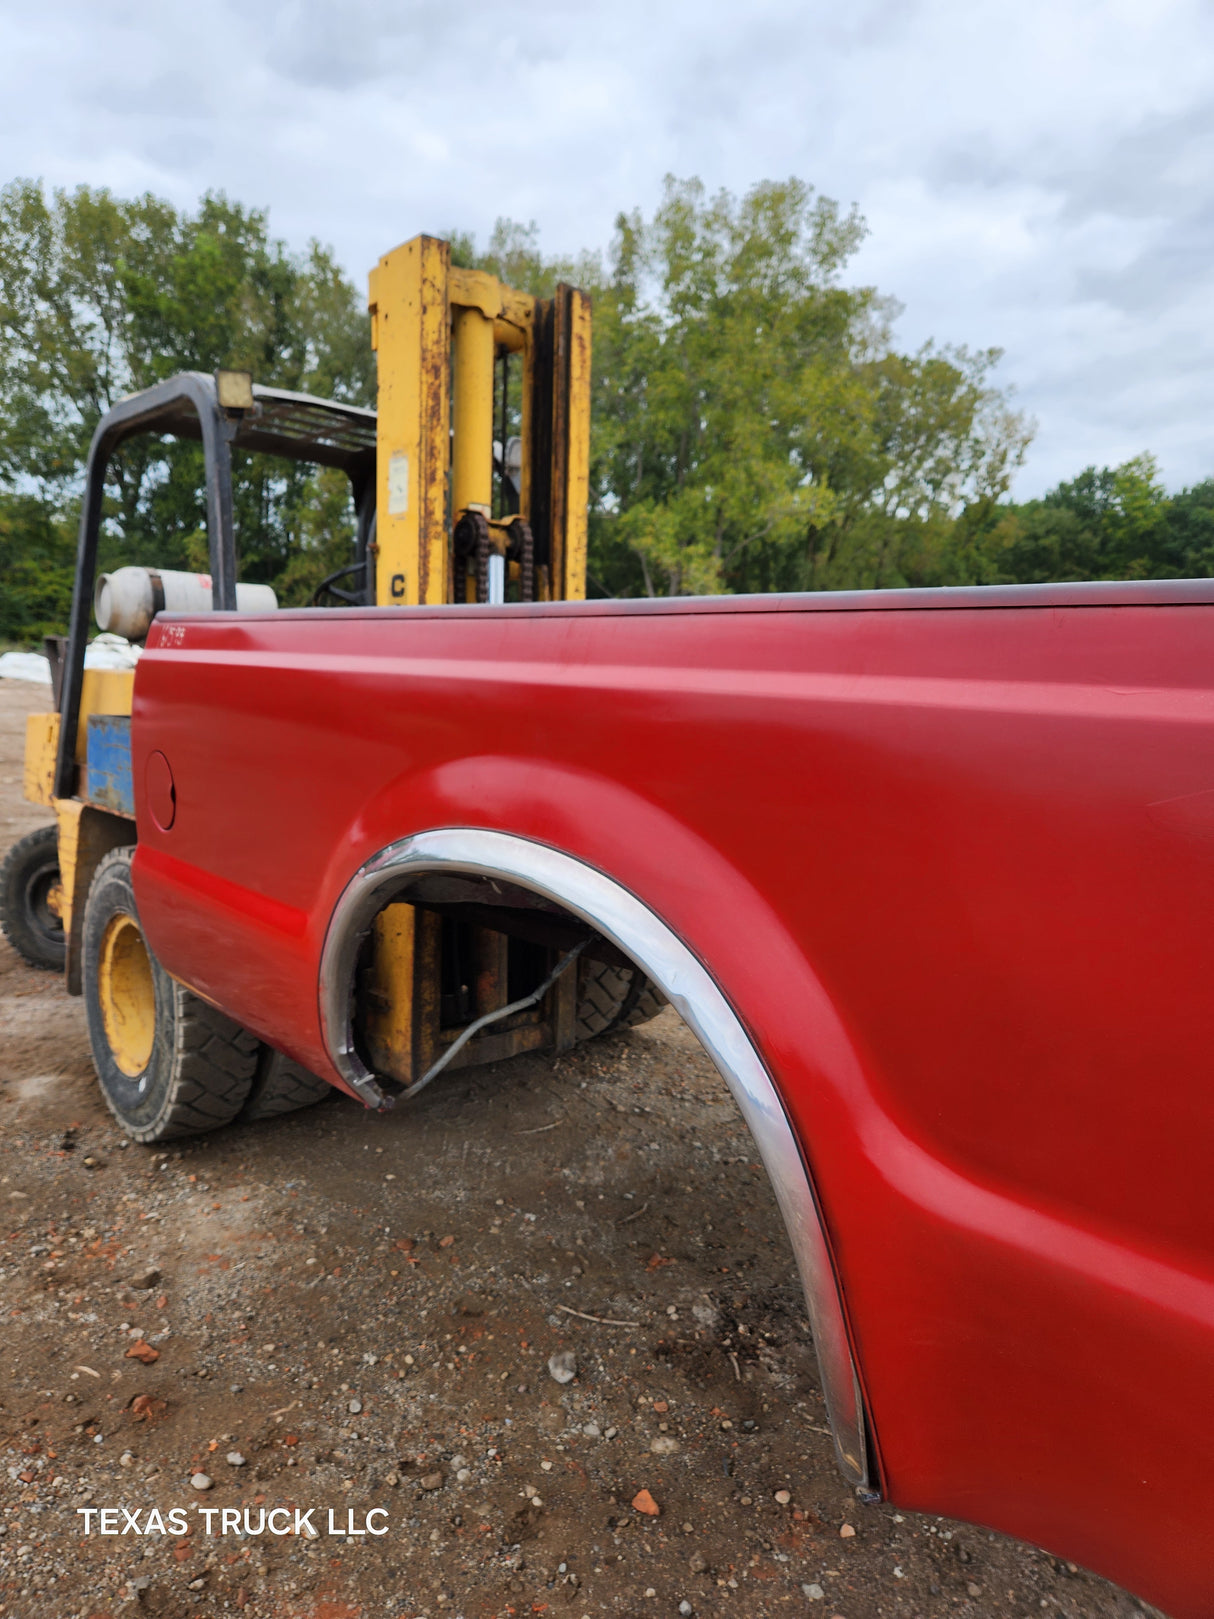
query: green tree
0 179 373 625
987 455 1172 582
0 492 75 644
581 176 1032 595
1162 478 1214 576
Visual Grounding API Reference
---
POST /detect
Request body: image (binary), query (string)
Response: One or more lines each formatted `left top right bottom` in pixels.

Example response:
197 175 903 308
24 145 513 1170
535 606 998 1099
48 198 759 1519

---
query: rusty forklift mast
368 236 591 609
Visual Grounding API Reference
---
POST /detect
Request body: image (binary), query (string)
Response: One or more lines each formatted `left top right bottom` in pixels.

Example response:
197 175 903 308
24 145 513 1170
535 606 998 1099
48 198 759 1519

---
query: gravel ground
0 677 1157 1619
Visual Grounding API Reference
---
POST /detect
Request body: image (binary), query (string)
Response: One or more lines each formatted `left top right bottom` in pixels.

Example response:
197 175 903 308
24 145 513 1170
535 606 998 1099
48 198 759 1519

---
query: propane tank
94 567 278 641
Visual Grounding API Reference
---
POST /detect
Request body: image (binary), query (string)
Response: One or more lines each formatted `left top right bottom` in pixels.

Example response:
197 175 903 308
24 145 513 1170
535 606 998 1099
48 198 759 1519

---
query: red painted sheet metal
131 594 1214 1616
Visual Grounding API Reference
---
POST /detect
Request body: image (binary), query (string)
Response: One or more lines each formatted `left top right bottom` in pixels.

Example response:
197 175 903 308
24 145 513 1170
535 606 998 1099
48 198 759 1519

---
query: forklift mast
368 236 591 607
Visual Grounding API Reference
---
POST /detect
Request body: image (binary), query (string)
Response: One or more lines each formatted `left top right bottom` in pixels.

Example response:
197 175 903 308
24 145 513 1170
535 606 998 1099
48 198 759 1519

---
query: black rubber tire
239 1049 333 1123
0 825 66 970
574 957 667 1041
82 847 258 1142
621 977 667 1028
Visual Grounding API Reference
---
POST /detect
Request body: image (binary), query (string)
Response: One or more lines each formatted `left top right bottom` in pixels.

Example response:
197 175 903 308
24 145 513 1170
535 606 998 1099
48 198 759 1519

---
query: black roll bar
53 372 376 800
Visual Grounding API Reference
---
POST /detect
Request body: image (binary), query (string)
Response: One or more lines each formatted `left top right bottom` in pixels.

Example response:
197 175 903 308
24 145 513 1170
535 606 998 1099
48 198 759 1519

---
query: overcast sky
2 0 1212 495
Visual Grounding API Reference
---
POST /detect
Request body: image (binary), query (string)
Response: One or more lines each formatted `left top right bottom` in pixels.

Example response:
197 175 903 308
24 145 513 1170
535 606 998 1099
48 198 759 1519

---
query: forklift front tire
82 847 258 1142
0 825 67 971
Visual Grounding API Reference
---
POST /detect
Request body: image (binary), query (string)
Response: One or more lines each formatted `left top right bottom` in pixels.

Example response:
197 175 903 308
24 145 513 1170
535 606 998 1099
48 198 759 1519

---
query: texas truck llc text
77 1506 390 1537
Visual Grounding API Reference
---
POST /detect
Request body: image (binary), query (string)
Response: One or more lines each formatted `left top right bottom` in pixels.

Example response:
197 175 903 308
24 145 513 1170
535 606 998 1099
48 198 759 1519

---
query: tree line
1 175 1210 645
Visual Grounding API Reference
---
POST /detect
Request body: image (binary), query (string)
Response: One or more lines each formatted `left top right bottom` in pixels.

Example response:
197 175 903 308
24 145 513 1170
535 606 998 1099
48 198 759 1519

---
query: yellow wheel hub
97 913 155 1077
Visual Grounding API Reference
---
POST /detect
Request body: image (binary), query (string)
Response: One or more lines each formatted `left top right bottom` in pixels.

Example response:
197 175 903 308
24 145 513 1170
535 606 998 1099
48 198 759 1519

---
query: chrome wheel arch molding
317 826 872 1491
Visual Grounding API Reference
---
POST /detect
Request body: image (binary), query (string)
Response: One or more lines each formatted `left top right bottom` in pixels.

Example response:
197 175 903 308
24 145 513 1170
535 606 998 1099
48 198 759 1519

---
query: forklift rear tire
239 1049 333 1123
82 847 258 1142
575 958 667 1041
0 825 67 971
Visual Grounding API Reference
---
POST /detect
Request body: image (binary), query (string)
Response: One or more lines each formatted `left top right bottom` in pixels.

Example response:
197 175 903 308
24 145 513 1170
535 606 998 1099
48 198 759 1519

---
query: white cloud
1 0 1212 494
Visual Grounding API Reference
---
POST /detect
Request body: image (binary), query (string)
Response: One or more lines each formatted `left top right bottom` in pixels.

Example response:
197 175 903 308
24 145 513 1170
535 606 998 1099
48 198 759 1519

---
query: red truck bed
132 582 1214 1616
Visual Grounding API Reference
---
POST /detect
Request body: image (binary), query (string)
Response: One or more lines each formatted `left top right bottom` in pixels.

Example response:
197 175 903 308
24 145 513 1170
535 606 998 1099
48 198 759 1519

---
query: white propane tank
94 567 278 641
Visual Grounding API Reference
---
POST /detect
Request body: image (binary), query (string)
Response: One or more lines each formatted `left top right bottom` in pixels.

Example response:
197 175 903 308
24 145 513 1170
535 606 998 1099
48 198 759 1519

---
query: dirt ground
0 677 1154 1619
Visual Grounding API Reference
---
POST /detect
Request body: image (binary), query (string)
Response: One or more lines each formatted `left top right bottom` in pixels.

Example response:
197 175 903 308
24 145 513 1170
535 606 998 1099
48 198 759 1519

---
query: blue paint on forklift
85 715 135 817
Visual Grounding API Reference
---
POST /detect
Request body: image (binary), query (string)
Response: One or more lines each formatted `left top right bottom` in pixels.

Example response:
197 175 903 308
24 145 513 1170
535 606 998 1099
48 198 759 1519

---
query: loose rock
226 1452 245 1467
190 1473 213 1491
420 1472 443 1490
774 1488 791 1505
632 1488 660 1516
650 1435 680 1454
548 1350 577 1385
128 1395 166 1423
839 1522 856 1538
802 1582 825 1600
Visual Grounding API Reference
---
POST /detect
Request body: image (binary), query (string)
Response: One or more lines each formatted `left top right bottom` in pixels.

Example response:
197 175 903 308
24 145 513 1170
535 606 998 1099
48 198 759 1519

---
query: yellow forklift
1 237 660 1135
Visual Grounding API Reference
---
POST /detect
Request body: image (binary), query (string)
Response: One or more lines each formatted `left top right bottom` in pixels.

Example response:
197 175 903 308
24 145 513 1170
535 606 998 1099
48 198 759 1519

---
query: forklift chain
505 519 536 602
454 509 491 603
